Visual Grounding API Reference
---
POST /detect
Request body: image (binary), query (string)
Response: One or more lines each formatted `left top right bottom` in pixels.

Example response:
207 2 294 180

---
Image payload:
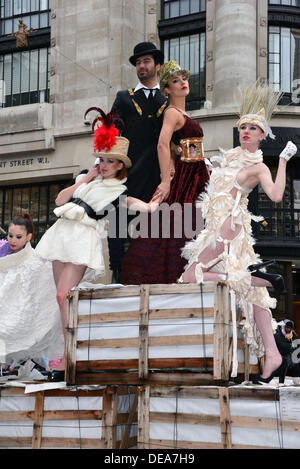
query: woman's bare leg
182 216 242 283
253 305 282 378
53 262 87 370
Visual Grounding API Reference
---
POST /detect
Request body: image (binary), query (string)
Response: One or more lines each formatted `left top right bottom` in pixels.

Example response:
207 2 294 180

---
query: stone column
214 0 258 109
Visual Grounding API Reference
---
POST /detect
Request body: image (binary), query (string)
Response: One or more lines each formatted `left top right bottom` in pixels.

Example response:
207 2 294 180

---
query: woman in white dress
36 111 158 378
180 83 298 384
0 214 64 371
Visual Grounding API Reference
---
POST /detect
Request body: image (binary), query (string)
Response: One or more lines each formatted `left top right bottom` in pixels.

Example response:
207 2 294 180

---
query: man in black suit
109 42 168 282
111 42 168 202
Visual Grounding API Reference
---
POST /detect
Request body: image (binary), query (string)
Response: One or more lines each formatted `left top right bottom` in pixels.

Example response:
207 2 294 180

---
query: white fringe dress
181 146 277 357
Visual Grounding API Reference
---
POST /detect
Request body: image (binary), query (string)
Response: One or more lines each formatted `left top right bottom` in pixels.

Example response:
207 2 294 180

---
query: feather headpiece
84 107 131 168
84 107 121 153
236 80 282 140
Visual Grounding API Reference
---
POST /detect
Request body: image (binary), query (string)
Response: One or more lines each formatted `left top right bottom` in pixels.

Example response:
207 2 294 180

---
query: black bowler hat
129 42 164 66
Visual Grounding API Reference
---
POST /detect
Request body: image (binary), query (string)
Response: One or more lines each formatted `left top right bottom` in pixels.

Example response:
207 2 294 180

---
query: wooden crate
65 283 260 386
0 385 138 449
138 385 300 449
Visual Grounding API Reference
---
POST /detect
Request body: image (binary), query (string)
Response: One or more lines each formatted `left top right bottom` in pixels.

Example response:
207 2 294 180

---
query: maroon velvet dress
120 115 209 284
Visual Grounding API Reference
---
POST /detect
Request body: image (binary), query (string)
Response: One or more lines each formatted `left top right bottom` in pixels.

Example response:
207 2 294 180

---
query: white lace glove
279 141 297 161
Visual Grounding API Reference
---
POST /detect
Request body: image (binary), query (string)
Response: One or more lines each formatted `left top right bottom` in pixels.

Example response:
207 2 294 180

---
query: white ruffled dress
0 242 64 365
36 175 127 280
181 146 277 357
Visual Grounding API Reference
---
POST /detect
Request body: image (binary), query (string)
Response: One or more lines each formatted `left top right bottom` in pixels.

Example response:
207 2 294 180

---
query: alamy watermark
292 340 300 365
98 195 204 240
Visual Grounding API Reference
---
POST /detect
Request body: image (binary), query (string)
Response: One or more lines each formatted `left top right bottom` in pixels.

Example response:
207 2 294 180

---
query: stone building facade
0 0 299 320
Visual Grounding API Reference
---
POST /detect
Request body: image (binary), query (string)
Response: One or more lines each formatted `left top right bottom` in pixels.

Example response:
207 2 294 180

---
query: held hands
279 141 297 162
152 181 171 203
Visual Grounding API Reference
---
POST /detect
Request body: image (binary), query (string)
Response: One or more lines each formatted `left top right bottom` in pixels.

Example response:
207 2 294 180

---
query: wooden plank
138 385 150 449
150 412 220 426
119 392 139 449
77 283 215 300
0 409 103 421
244 343 250 382
229 387 278 401
41 437 104 449
219 388 232 449
79 286 140 299
77 334 214 349
78 310 140 324
149 439 224 450
139 285 149 380
76 357 213 372
150 386 220 399
102 386 118 449
213 284 223 380
32 392 44 450
0 411 35 421
231 415 300 432
77 307 214 325
0 437 32 448
75 372 220 386
43 410 103 420
66 289 79 385
222 287 230 379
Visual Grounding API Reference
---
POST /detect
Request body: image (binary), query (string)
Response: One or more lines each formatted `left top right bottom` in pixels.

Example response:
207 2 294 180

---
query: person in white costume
36 109 158 378
0 214 64 371
179 82 298 384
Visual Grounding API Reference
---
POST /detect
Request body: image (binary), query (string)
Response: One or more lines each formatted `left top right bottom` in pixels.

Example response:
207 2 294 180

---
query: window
0 0 51 108
163 32 206 110
162 0 206 19
268 0 300 103
159 0 206 110
269 0 300 6
0 0 51 36
255 170 300 241
0 46 50 106
269 26 300 95
0 180 72 246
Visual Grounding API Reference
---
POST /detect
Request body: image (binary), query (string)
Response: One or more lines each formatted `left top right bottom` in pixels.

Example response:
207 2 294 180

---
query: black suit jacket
111 88 168 202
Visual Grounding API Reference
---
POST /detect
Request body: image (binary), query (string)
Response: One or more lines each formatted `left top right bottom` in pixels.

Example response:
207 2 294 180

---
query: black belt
71 198 102 221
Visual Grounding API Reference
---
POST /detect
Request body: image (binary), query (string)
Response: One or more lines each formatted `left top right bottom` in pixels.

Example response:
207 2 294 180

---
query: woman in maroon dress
120 61 210 284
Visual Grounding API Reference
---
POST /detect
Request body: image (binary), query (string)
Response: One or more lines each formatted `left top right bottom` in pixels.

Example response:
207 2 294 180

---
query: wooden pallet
138 385 299 449
65 283 260 386
0 385 137 449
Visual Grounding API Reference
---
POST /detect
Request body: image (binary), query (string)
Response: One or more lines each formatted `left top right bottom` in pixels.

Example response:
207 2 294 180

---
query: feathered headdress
236 80 283 140
84 107 131 168
84 107 121 153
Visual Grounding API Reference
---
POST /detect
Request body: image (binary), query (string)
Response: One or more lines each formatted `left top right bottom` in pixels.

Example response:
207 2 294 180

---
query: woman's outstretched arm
258 141 297 203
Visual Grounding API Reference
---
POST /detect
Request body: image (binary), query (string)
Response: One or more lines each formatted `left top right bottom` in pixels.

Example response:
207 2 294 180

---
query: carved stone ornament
7 18 37 48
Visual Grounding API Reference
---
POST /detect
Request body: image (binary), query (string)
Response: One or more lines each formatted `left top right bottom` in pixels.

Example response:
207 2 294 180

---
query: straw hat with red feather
84 107 132 168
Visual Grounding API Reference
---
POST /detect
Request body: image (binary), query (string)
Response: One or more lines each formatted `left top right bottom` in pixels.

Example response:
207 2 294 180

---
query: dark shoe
47 370 65 382
248 259 276 272
250 270 285 296
252 358 284 385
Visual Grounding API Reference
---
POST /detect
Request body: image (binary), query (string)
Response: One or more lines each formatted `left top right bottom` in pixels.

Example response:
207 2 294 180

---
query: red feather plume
84 107 120 153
